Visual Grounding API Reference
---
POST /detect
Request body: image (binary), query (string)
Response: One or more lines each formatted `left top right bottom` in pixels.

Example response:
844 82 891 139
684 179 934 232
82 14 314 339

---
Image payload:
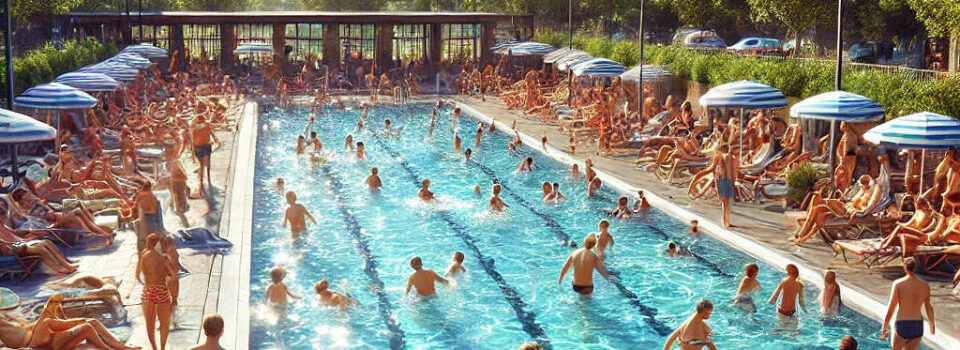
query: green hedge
0 38 118 95
534 29 960 118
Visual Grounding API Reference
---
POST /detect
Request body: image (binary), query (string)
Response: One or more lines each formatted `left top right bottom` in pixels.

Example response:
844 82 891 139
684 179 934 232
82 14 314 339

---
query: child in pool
444 252 467 278
265 266 301 308
733 263 760 313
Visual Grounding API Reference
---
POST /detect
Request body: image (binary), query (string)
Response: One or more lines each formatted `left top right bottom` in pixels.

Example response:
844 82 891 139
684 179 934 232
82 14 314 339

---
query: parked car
727 37 782 56
682 30 727 49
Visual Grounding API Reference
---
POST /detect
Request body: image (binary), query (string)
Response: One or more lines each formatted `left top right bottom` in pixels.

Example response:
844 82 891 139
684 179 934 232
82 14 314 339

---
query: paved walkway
449 95 960 349
0 98 246 350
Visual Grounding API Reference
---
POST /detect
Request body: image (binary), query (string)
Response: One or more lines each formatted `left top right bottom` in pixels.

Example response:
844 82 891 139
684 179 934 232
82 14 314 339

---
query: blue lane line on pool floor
371 136 553 349
319 165 407 350
470 162 673 337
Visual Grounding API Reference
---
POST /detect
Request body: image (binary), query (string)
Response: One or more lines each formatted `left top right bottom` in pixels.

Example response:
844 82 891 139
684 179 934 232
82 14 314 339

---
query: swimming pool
248 102 895 349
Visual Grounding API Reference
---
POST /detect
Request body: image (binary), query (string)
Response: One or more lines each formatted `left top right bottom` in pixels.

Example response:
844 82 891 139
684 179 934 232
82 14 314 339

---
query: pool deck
445 95 960 350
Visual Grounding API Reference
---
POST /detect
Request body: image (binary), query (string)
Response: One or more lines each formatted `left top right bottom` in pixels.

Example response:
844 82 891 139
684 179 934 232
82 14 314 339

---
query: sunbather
793 175 884 244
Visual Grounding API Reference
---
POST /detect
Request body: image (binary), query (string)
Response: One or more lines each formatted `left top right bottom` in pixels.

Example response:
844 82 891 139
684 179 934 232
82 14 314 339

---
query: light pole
827 0 844 192
566 0 574 104
138 0 143 43
3 0 11 110
637 0 645 118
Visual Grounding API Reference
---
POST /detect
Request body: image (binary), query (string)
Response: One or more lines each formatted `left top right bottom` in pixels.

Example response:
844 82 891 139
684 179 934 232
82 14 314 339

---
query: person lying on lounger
792 175 884 244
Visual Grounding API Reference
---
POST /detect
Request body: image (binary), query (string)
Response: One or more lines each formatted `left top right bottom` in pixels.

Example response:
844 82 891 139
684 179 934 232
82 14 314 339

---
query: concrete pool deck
445 95 960 350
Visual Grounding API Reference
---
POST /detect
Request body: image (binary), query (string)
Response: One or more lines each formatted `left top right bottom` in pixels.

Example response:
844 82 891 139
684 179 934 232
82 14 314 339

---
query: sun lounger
23 288 127 327
0 244 41 281
832 238 900 267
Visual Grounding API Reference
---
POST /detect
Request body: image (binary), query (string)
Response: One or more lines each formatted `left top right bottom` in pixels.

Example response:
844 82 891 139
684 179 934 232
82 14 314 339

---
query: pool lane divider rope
319 164 407 350
469 162 673 337
370 135 553 349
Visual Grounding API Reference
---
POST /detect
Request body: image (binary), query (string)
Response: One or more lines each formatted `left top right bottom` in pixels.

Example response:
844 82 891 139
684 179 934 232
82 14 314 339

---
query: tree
12 0 83 20
903 0 960 37
746 0 833 56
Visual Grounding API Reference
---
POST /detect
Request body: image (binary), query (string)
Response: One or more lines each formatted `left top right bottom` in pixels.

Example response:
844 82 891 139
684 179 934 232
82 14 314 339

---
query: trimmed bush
0 38 118 95
785 162 825 206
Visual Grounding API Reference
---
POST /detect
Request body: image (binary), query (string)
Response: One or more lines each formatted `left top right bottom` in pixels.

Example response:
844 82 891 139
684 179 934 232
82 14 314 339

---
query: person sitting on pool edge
405 256 449 297
282 191 317 236
365 167 382 192
315 280 357 311
663 299 717 350
418 179 435 202
558 233 609 296
444 251 467 278
490 183 508 212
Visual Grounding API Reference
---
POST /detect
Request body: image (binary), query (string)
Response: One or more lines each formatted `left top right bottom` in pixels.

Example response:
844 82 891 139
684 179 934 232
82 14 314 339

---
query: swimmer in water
454 133 462 154
587 178 602 199
689 220 700 236
768 264 807 320
595 219 614 259
452 107 461 130
356 142 366 160
663 299 717 350
428 109 437 137
634 190 651 212
276 177 284 192
418 179 435 202
733 263 760 313
314 279 357 311
541 182 553 201
282 191 316 236
405 256 449 297
475 127 483 148
365 167 382 192
666 241 687 257
444 251 467 278
558 233 609 296
296 135 306 154
464 148 472 162
517 157 534 172
310 131 322 153
508 139 517 156
265 266 301 307
608 196 631 219
571 164 580 177
345 134 354 151
544 182 567 203
490 183 508 212
473 185 482 196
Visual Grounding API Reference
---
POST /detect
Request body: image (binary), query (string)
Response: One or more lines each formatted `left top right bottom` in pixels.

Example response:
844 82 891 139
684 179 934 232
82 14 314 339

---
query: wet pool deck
440 95 960 350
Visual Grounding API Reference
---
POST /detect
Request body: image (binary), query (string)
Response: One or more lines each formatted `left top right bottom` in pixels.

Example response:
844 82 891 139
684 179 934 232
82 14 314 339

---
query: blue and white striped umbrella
572 58 627 77
235 43 274 55
0 108 56 143
104 53 152 69
120 43 168 59
556 54 593 71
498 42 557 56
544 48 588 64
864 112 960 150
490 40 522 51
78 62 139 82
699 80 788 109
14 83 97 110
620 65 671 82
790 91 885 122
54 72 120 92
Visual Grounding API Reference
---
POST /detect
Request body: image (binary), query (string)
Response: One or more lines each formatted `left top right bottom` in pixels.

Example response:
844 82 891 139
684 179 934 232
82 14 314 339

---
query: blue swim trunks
716 178 735 199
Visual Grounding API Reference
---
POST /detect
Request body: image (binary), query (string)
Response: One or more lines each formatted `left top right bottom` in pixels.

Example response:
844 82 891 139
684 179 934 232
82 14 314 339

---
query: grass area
535 29 960 118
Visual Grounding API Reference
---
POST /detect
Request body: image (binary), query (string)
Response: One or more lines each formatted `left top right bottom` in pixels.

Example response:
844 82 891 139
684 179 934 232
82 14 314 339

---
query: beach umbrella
544 48 588 64
789 91 885 122
78 62 139 82
54 72 120 92
865 111 960 190
699 80 788 109
572 58 627 77
120 43 168 59
791 90 885 190
0 108 57 187
620 65 671 82
490 40 522 51
104 53 152 69
496 42 557 56
556 54 593 72
235 43 274 55
14 83 97 110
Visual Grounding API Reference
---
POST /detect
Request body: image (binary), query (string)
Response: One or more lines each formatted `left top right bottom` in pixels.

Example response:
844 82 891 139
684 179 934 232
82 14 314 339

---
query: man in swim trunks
418 179 435 202
558 233 609 296
137 233 176 350
405 256 449 296
587 178 602 199
191 114 220 199
595 219 614 259
880 258 935 350
768 264 807 320
662 299 717 350
714 144 736 227
282 191 316 236
365 167 382 192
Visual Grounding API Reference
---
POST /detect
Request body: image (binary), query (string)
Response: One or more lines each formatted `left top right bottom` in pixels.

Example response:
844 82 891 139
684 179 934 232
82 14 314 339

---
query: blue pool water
249 103 894 349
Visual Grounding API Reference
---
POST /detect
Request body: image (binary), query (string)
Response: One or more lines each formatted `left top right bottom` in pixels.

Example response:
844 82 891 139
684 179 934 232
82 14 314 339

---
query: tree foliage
12 0 83 20
904 0 960 37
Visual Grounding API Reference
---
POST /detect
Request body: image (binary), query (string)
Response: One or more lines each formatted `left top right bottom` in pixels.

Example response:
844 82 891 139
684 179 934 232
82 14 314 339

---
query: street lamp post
827 0 844 192
637 0 645 119
566 0 573 104
3 0 11 110
138 0 143 43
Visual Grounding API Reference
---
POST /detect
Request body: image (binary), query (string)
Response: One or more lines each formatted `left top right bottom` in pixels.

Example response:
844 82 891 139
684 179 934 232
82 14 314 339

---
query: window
339 24 375 61
235 23 272 45
286 23 324 61
131 25 170 49
393 24 427 61
183 24 221 59
442 23 481 62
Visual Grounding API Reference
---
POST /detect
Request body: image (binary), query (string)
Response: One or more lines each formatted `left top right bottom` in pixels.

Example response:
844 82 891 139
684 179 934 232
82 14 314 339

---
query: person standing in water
595 220 614 260
821 270 842 319
356 142 366 160
365 167 382 192
733 263 760 313
282 191 316 236
454 133 462 154
663 299 717 350
444 252 467 278
418 179 435 202
489 183 508 212
769 264 807 321
880 258 935 350
558 233 609 296
405 256 449 296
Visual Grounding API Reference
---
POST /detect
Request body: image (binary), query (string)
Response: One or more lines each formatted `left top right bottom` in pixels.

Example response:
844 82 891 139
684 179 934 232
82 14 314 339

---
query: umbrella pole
739 108 744 160
827 120 837 193
920 149 926 193
9 144 17 186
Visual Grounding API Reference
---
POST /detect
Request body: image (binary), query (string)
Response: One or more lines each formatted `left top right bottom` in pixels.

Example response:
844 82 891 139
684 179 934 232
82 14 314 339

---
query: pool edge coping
456 102 958 350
